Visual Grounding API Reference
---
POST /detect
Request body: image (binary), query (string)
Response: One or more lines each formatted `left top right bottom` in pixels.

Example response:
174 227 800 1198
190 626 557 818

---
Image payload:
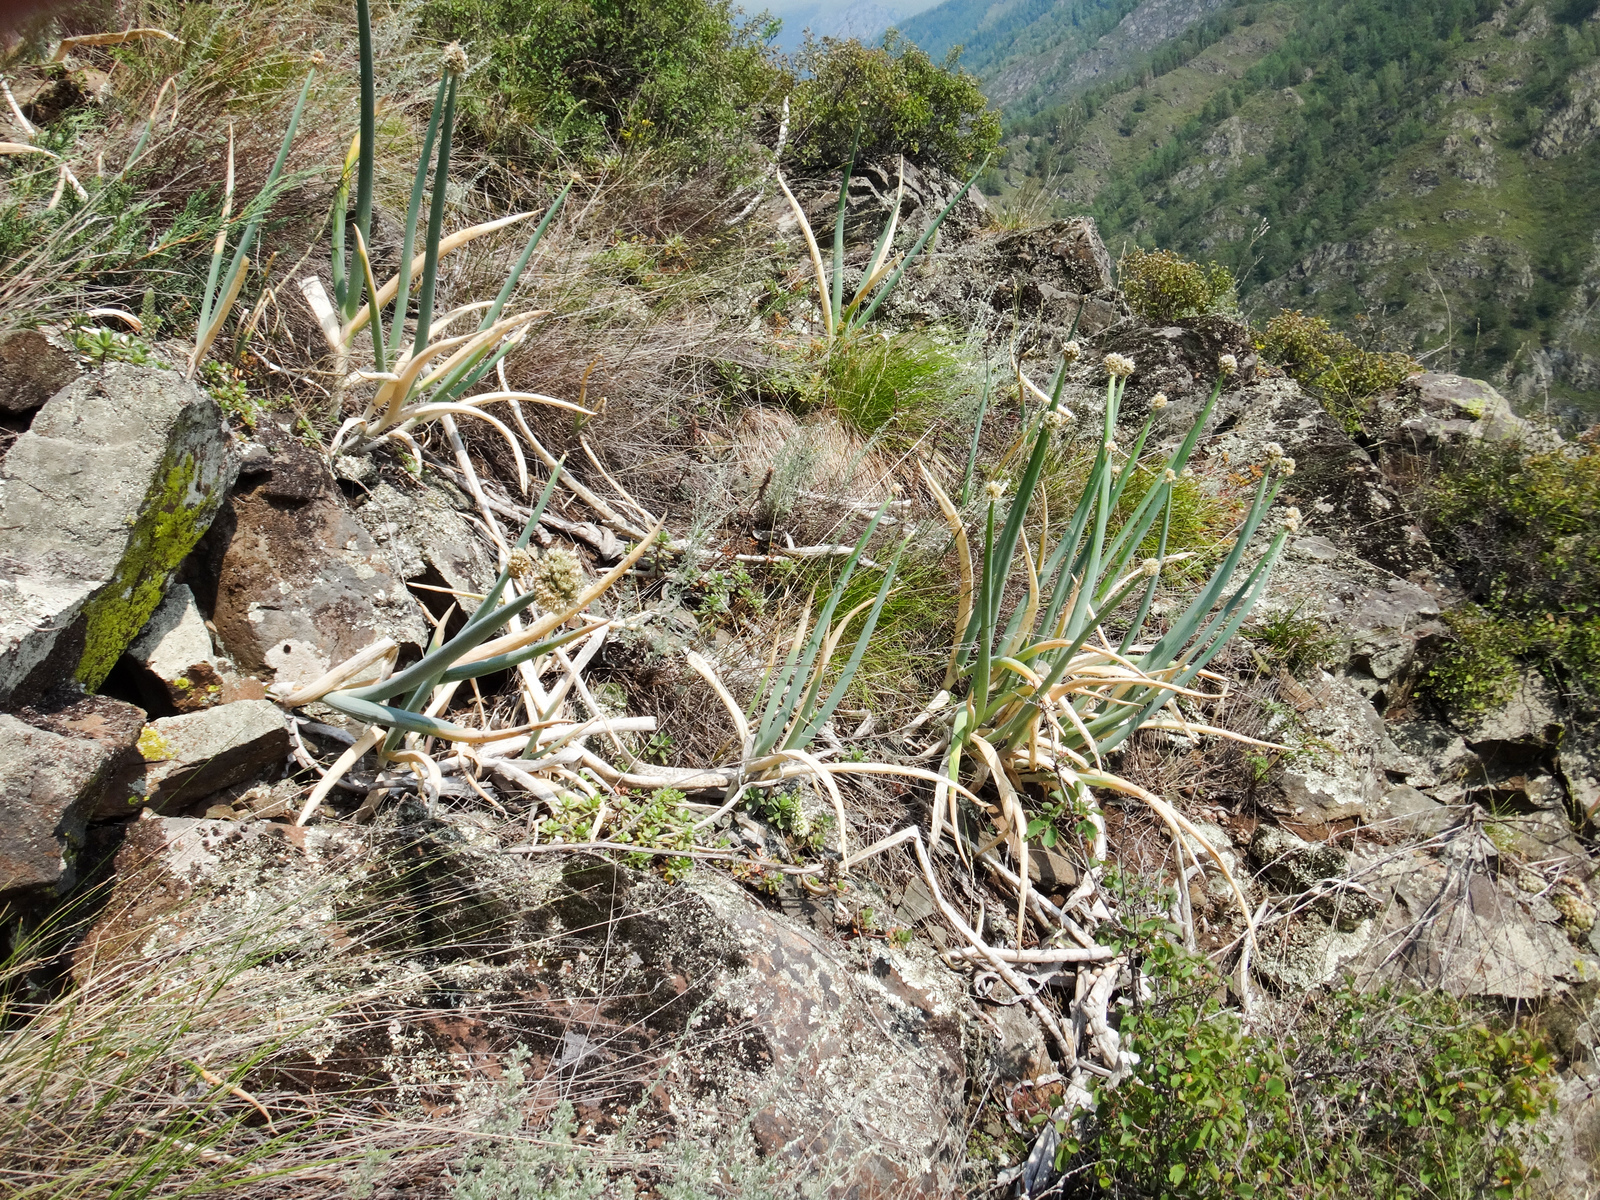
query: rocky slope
2 188 1598 1192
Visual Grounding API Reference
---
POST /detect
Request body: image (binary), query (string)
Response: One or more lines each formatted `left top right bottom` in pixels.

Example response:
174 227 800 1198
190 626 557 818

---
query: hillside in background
898 0 1600 420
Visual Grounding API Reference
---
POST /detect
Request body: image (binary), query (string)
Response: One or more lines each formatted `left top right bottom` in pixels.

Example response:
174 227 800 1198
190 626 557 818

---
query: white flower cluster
1279 456 1296 476
1151 392 1168 410
530 547 584 612
1044 408 1071 432
1163 468 1177 483
442 42 470 76
1062 340 1082 362
1103 353 1136 378
1281 506 1302 534
1219 353 1238 375
507 547 536 585
1140 558 1162 577
984 479 1007 501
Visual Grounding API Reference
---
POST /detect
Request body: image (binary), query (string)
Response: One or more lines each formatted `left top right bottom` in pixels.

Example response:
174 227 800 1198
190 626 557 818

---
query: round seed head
1264 442 1284 463
1219 353 1238 375
1103 353 1136 378
1141 557 1162 577
984 479 1007 502
1044 408 1070 432
1164 468 1177 483
531 546 584 612
507 547 535 585
1062 340 1082 362
442 42 470 77
1281 506 1303 534
1151 392 1168 409
310 50 326 67
1280 456 1297 476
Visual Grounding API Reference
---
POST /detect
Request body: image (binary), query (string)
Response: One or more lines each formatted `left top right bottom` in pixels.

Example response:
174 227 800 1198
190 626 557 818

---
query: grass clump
1118 246 1236 325
825 331 971 442
1055 944 1556 1199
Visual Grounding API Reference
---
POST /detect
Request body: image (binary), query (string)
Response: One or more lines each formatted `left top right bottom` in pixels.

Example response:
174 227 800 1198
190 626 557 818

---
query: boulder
1383 372 1537 449
79 809 973 1195
208 427 427 691
1351 840 1598 999
1263 671 1392 826
107 699 289 817
1098 314 1259 402
0 328 76 415
0 694 143 902
0 362 236 706
123 584 225 712
881 217 1126 351
1381 785 1457 839
1457 667 1564 752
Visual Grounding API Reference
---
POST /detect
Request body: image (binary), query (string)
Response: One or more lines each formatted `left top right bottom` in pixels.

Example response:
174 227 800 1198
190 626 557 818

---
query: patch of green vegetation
825 332 970 443
1247 601 1341 676
1118 247 1236 324
784 32 1000 174
540 785 697 881
1260 309 1420 432
792 551 956 721
1421 435 1600 709
1056 939 1556 1197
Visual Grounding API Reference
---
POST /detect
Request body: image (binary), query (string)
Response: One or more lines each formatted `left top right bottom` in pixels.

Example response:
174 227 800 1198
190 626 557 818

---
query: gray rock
0 362 237 705
1387 372 1535 448
124 584 225 712
1382 785 1458 839
1351 842 1598 999
353 478 499 601
0 328 76 415
1250 825 1349 892
1560 735 1600 818
79 813 972 1196
109 699 289 816
1458 668 1564 750
0 695 143 902
209 431 427 691
1266 671 1391 824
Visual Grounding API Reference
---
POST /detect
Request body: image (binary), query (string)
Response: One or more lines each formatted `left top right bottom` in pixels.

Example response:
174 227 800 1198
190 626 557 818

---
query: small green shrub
420 0 780 165
784 32 1000 175
1423 605 1527 716
1421 437 1600 708
1118 247 1236 324
1260 309 1420 432
1058 946 1556 1198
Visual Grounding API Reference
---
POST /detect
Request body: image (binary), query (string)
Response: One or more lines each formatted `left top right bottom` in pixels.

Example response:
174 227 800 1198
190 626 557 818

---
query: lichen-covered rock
353 477 499 603
1099 314 1258 402
106 699 289 816
1350 839 1598 999
123 583 226 712
1380 371 1539 449
81 810 973 1195
0 362 236 706
1262 670 1393 826
208 428 426 690
0 694 143 903
0 328 76 415
881 217 1126 350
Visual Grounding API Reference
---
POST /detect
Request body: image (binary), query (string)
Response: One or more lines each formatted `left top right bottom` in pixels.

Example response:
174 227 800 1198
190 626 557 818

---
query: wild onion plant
920 349 1296 932
281 468 663 824
775 138 988 344
299 1 586 480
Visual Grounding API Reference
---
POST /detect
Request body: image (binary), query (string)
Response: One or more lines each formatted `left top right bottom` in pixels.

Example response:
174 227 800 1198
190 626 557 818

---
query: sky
753 0 945 52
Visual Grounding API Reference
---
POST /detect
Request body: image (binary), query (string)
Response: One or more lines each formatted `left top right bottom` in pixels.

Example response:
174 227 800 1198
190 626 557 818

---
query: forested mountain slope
898 0 1600 418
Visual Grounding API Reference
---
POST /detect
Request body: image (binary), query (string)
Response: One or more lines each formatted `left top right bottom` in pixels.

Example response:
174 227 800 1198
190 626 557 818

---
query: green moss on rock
75 452 222 692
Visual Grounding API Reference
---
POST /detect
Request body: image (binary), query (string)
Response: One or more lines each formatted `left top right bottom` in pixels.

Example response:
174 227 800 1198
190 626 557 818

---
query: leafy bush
784 32 1000 175
420 0 781 165
1260 309 1420 431
1118 247 1236 324
1059 947 1556 1198
1421 436 1600 708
